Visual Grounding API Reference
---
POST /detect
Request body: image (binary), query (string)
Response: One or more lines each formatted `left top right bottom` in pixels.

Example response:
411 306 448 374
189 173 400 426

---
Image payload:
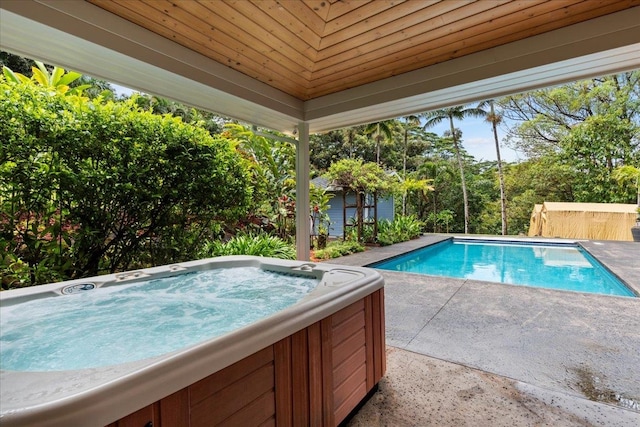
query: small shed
311 177 394 237
528 202 637 241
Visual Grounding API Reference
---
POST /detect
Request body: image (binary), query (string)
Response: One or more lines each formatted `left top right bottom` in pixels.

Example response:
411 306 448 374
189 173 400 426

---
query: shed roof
542 202 637 213
311 176 338 191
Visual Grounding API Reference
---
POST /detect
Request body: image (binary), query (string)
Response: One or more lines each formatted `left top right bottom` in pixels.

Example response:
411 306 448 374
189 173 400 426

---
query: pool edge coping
334 234 639 299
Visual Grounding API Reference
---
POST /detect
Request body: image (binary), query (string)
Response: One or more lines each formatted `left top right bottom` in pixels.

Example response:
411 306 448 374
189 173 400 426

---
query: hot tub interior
1 267 320 371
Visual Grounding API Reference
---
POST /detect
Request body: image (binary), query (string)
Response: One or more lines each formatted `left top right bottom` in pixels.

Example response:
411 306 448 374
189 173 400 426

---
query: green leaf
31 66 49 87
3 66 22 83
58 71 82 86
51 67 65 86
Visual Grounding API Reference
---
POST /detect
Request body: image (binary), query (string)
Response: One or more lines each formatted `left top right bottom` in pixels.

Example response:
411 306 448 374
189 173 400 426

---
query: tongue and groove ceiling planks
87 0 640 101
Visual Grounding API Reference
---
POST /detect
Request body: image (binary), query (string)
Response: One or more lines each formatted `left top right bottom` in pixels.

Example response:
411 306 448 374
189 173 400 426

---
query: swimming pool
373 238 635 297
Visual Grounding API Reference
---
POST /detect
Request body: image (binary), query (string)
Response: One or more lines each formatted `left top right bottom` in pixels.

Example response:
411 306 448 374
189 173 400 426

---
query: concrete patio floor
326 235 640 426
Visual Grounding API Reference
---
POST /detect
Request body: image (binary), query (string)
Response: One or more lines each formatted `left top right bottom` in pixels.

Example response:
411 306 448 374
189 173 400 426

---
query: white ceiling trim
307 42 640 132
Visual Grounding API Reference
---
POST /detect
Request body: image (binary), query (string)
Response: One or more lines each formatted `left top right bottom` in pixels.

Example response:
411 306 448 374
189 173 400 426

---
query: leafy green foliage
399 176 434 217
199 232 296 259
501 72 640 160
309 125 433 175
425 210 455 234
376 215 424 245
326 159 396 196
309 128 370 171
561 114 637 203
3 61 90 95
312 240 365 260
500 158 577 234
224 123 297 237
364 120 398 165
309 183 333 248
413 159 464 233
1 76 251 286
0 51 33 75
134 94 224 135
326 158 399 242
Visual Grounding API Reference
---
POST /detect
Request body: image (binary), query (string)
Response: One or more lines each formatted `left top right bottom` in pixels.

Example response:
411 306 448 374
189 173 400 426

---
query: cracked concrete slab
346 348 640 427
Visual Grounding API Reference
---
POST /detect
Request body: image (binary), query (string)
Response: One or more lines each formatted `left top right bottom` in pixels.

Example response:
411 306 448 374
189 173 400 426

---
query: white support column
295 122 310 261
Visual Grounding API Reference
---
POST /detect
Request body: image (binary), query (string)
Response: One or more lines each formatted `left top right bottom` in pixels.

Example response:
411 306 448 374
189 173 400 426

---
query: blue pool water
373 239 635 297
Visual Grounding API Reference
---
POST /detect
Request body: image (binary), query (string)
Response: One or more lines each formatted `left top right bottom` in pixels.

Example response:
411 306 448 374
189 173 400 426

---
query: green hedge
1 79 251 287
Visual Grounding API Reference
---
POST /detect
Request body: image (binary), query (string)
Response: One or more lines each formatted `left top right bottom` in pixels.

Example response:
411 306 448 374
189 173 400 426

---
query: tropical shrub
344 218 375 243
199 232 296 259
313 240 365 260
376 215 424 245
224 124 297 237
425 210 455 233
309 182 333 249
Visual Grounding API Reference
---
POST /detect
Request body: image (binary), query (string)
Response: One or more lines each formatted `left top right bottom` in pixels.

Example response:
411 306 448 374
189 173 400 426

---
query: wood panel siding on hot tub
108 290 385 427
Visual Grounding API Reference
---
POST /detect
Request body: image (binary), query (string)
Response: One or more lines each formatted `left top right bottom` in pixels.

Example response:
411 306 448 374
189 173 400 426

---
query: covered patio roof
2 0 639 259
2 1 639 135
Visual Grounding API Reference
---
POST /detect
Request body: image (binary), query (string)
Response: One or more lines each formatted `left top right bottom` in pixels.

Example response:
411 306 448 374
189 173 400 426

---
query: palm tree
422 105 485 234
479 100 508 235
364 120 397 166
400 115 421 215
341 125 364 159
418 160 456 229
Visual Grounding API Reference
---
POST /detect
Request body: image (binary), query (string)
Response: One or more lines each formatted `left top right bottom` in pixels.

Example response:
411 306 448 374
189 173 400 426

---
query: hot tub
0 256 386 427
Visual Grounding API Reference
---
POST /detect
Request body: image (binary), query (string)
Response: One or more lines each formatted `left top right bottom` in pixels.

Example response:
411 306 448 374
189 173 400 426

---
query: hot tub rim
0 256 384 427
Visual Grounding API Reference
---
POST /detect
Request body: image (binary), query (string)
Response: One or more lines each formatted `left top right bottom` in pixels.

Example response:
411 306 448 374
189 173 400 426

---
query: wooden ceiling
87 0 639 101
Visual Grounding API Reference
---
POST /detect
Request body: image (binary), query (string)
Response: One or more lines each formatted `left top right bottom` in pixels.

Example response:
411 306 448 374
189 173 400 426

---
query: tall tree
309 127 369 172
422 105 486 233
479 100 508 235
364 120 397 166
341 126 365 160
500 72 639 203
500 72 639 156
502 157 577 234
400 115 422 215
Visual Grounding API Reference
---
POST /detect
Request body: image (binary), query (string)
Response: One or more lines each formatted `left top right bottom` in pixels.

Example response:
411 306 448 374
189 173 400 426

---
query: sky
112 84 523 163
426 116 523 163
